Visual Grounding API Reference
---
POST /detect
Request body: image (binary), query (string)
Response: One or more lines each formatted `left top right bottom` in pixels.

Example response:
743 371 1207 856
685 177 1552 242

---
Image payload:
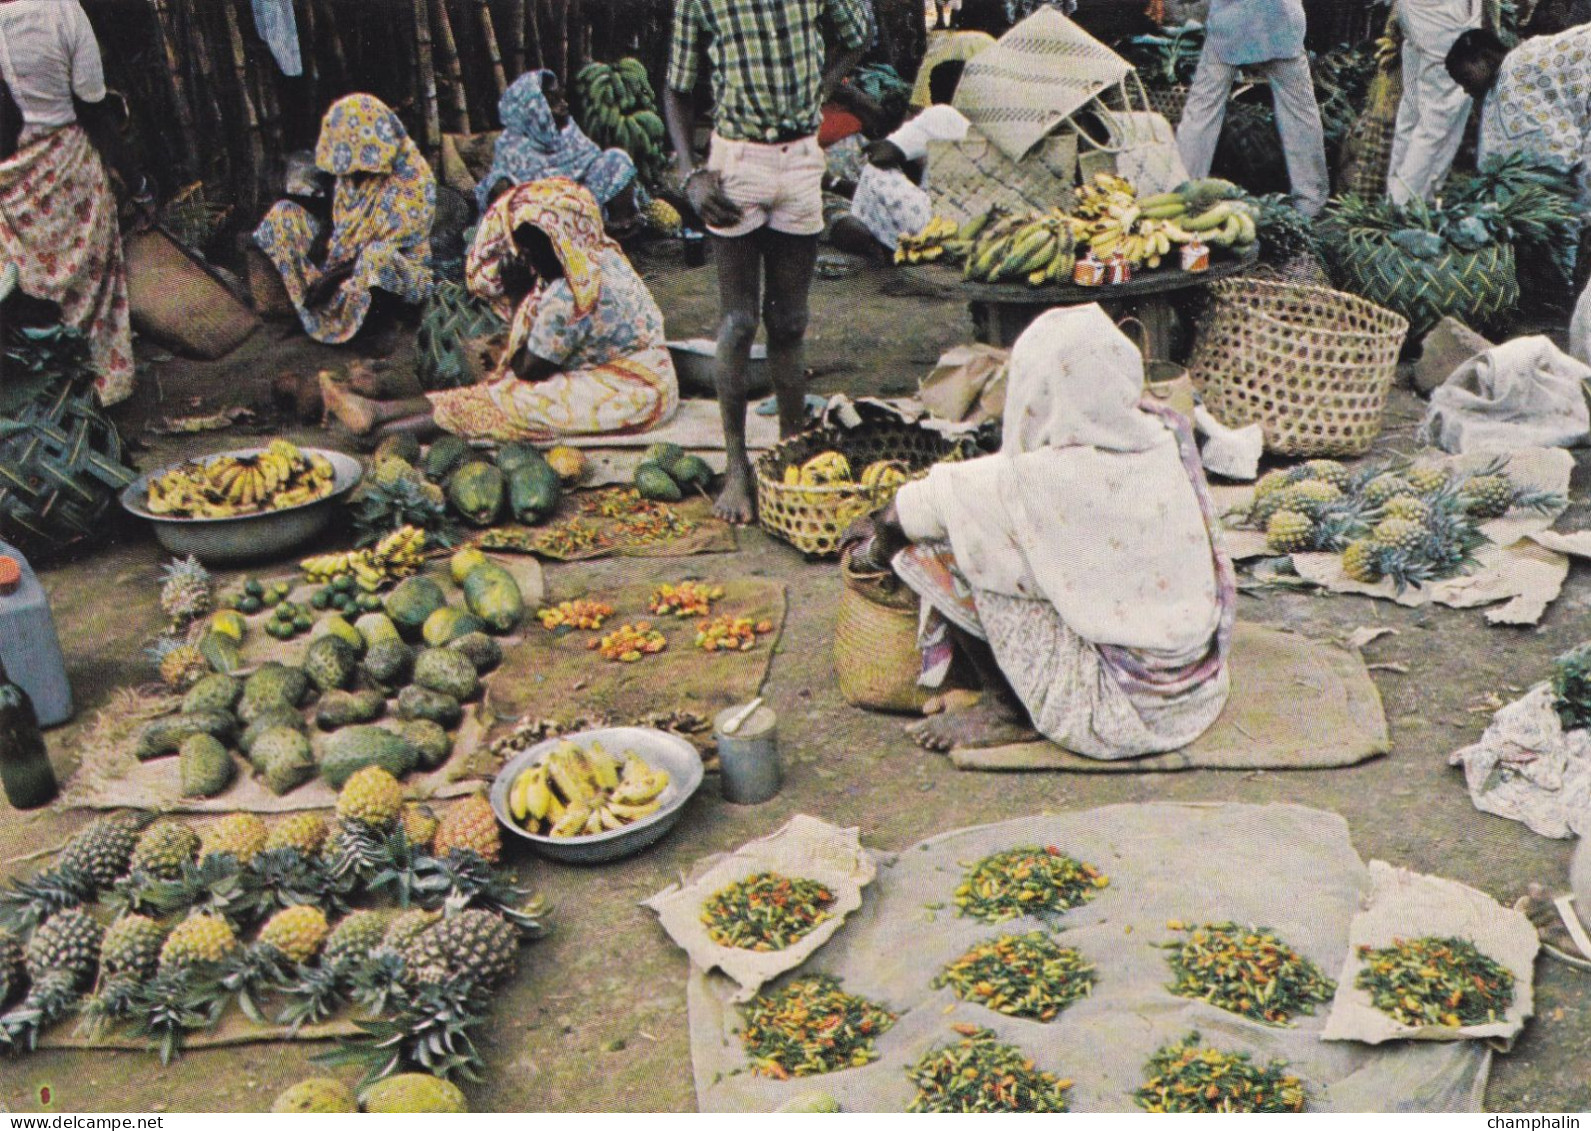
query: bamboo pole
182 0 227 184
477 0 508 101
296 0 320 111
412 0 443 157
218 0 266 215
505 0 528 76
148 0 199 177
527 0 545 70
317 0 348 93
430 0 471 133
556 0 569 85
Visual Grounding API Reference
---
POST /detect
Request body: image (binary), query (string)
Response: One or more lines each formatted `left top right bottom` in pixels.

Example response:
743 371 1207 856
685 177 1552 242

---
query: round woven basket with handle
1188 278 1408 458
835 547 930 714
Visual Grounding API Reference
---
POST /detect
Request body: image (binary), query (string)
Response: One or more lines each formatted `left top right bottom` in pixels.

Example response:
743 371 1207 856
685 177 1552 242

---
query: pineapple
265 813 331 857
1380 495 1431 524
1372 517 1426 555
382 909 441 952
259 906 330 963
644 197 683 236
1265 509 1316 554
160 555 213 627
132 820 201 879
324 911 388 967
159 913 238 969
432 795 502 865
1279 479 1342 517
0 927 23 1005
400 909 518 988
55 811 148 890
101 915 166 980
400 803 438 849
200 813 269 867
1460 474 1517 520
1405 465 1452 495
1361 473 1417 509
336 766 405 829
1253 468 1298 500
26 909 103 989
149 635 208 691
1342 539 1385 584
1301 459 1351 489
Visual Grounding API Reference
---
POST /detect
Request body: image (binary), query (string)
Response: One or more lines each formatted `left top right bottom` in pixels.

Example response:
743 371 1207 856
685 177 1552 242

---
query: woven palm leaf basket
835 547 931 714
1320 234 1519 341
1188 278 1408 458
755 421 966 558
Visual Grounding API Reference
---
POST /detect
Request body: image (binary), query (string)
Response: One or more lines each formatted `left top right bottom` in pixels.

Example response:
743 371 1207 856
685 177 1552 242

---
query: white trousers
1387 41 1473 203
1176 52 1330 216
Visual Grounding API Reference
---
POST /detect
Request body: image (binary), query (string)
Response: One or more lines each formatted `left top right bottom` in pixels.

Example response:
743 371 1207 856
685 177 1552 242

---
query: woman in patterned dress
843 305 1235 759
321 178 677 442
254 93 436 347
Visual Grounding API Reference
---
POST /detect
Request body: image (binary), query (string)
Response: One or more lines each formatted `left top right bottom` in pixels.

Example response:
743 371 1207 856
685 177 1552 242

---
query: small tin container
714 703 781 805
1181 238 1210 273
1072 252 1104 287
1107 250 1132 285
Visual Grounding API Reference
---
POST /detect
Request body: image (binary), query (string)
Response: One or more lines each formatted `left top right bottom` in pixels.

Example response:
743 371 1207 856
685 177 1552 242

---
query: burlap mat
62 556 544 813
477 494 736 562
484 578 786 751
39 1011 358 1052
950 623 1389 773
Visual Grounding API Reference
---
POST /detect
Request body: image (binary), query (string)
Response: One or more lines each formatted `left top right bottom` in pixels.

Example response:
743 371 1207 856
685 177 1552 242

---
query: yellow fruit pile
589 621 666 662
894 215 963 265
146 441 335 519
506 741 670 837
537 598 615 631
649 581 725 618
695 615 775 653
300 525 426 591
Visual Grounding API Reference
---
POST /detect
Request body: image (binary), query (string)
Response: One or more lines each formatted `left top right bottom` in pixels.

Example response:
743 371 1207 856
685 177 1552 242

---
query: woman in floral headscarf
477 70 640 232
254 93 436 345
321 178 676 441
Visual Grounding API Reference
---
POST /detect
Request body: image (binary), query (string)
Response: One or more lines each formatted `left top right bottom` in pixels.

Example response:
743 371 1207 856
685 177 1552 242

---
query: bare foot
923 689 982 717
319 373 378 436
715 458 756 525
907 699 1037 753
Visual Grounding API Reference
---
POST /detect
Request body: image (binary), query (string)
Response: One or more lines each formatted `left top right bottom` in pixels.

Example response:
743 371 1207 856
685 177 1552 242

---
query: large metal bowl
490 727 704 864
120 447 363 565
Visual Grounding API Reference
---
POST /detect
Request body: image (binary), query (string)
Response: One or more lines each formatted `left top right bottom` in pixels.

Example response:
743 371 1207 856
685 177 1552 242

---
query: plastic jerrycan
0 542 73 727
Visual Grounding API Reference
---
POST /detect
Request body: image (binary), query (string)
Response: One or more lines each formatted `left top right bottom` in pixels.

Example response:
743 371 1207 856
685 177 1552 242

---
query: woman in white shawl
846 305 1236 758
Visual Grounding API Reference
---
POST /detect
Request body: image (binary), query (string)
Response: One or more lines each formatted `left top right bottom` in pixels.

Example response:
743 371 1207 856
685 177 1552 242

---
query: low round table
906 247 1259 358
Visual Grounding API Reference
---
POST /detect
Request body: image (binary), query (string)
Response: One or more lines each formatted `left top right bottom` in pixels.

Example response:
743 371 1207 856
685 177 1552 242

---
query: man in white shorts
663 0 871 523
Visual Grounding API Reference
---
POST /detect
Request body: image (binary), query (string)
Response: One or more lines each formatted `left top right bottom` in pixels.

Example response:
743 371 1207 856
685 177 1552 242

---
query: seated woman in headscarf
254 93 436 348
477 70 641 235
321 178 677 442
844 305 1235 759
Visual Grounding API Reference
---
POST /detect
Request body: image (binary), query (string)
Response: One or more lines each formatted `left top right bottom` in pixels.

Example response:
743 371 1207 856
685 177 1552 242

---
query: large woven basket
756 421 965 557
1142 83 1189 127
124 228 259 359
1188 279 1408 458
1320 235 1519 341
835 549 931 714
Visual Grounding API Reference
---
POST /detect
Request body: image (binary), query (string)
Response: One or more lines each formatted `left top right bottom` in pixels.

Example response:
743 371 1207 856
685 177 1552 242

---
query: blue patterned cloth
251 0 301 77
478 71 637 212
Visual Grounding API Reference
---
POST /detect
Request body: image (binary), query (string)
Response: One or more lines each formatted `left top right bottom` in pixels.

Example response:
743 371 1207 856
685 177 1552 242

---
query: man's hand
686 170 743 229
865 139 906 169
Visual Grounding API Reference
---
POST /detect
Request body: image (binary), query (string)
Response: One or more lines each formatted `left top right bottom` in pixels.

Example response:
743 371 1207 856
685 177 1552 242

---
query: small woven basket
835 549 930 714
755 421 965 557
1188 278 1408 458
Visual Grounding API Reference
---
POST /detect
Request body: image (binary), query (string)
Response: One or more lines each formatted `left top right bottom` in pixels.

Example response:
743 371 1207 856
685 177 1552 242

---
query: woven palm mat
949 622 1389 772
61 555 545 814
472 492 737 562
484 578 786 755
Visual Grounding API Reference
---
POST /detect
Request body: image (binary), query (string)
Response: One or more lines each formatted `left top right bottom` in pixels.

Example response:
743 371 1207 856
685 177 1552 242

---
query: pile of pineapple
1243 457 1562 590
0 780 547 1085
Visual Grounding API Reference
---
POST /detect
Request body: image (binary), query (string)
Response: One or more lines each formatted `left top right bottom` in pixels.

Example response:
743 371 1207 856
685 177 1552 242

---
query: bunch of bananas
506 740 670 837
1133 178 1258 253
300 525 427 592
783 451 854 487
575 58 667 184
894 215 967 265
145 440 335 519
962 208 1077 285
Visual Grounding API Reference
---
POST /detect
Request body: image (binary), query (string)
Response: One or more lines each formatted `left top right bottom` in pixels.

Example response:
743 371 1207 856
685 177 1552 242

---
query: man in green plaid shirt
663 0 870 524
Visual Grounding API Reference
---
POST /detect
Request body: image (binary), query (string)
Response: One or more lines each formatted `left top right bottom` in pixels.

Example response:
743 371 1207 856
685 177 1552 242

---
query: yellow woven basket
755 422 966 558
835 549 931 714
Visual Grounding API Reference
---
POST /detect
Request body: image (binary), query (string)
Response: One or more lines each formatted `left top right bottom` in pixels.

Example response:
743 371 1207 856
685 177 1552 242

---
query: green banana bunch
575 58 668 185
962 210 1076 286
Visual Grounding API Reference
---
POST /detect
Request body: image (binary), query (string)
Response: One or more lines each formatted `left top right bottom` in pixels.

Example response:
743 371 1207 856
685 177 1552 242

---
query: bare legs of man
711 228 819 524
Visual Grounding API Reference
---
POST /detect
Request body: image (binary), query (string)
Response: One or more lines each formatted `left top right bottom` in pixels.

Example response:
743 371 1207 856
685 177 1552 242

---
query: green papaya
671 454 713 492
396 685 462 728
447 460 506 526
315 614 366 656
635 462 683 502
507 460 561 525
199 631 243 674
460 562 524 633
424 435 471 483
386 576 448 638
374 432 423 467
644 441 685 471
495 441 547 477
422 606 487 647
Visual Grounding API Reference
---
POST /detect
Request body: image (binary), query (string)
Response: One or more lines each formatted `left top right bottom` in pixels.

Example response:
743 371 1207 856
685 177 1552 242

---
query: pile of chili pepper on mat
700 872 836 951
953 846 1109 924
1135 1032 1307 1113
906 1024 1072 1113
1160 922 1336 1024
934 931 1095 1021
1353 936 1514 1028
740 974 896 1078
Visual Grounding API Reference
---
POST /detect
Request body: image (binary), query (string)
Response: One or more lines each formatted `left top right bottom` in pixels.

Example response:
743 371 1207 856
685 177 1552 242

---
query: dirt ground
3 244 1589 1113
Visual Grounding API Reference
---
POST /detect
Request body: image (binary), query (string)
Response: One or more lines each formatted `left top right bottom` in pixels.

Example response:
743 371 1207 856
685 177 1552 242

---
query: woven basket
1188 278 1408 458
755 422 965 557
926 128 1076 229
835 549 930 714
1336 63 1402 199
1320 235 1519 341
1142 83 1189 127
124 228 259 359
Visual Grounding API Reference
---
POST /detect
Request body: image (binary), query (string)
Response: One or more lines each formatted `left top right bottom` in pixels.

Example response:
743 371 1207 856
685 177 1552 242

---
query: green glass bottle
0 655 56 809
